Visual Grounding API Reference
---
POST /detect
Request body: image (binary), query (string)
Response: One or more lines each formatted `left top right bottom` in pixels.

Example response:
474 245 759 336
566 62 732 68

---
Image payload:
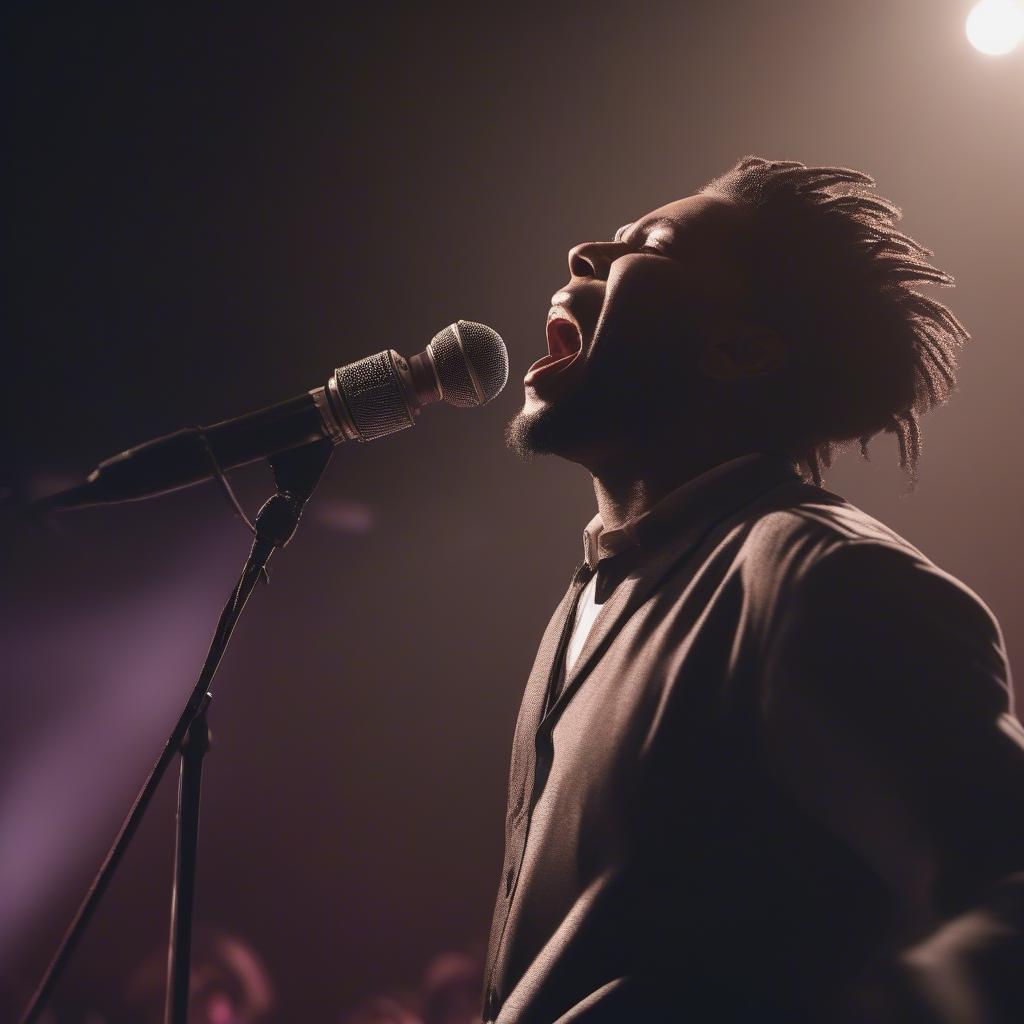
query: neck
590 441 755 533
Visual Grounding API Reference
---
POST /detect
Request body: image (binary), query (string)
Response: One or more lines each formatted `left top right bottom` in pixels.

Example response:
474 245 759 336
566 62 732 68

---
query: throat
592 477 662 535
590 446 747 533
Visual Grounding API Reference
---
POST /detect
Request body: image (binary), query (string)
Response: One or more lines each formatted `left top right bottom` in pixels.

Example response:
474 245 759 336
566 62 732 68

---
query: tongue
525 351 577 383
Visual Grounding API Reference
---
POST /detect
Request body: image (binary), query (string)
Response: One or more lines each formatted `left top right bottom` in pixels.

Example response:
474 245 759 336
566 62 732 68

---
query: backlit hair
702 155 969 488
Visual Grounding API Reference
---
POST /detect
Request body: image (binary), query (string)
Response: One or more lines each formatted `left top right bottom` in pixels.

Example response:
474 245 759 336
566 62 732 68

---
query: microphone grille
429 321 508 408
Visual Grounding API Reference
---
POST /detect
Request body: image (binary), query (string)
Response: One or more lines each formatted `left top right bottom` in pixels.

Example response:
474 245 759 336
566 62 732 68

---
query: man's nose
567 240 623 280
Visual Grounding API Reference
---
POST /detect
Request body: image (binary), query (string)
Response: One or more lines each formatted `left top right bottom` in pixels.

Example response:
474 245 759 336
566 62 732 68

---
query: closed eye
609 242 666 265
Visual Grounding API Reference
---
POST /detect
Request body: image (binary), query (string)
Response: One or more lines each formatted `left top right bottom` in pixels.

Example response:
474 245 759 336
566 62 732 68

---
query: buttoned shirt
484 451 1024 1023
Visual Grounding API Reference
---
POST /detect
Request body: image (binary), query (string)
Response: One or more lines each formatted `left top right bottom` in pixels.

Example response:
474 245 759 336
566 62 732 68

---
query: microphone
37 320 508 511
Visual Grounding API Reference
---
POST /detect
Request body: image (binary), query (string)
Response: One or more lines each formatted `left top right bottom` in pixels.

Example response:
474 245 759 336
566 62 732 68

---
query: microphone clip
253 491 305 549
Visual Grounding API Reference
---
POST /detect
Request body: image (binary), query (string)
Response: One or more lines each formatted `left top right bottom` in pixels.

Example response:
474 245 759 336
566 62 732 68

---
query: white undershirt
564 571 603 676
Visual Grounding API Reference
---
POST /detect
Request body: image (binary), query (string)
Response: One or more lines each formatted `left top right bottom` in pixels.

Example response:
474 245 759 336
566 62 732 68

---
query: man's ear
699 323 787 381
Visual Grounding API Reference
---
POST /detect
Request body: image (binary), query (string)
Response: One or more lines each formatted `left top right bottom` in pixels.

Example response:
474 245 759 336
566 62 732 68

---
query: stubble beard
504 393 586 461
505 356 652 463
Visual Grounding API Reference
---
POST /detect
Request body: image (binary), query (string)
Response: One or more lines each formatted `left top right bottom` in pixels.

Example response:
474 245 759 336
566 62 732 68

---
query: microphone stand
19 438 336 1024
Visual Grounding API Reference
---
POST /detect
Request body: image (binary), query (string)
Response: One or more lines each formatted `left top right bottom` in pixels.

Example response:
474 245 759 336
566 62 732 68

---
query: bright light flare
966 0 1024 55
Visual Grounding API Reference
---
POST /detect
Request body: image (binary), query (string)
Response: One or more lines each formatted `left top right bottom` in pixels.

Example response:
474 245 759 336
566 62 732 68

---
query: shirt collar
582 451 801 570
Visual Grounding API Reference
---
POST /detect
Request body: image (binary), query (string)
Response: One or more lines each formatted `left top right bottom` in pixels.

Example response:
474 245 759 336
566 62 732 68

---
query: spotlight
966 0 1024 55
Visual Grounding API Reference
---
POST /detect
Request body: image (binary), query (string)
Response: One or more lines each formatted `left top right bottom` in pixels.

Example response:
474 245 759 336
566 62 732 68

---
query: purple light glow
313 499 375 534
0 530 245 966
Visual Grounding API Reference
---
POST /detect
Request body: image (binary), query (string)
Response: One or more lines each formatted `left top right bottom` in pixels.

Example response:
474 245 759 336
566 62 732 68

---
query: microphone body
39 321 507 511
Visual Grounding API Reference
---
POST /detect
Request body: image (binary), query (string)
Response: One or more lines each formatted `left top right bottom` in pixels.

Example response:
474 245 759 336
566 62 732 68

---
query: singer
485 157 1024 1022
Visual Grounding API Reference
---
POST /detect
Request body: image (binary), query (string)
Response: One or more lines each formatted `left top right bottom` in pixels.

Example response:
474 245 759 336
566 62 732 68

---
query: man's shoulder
737 481 1003 647
740 481 927 576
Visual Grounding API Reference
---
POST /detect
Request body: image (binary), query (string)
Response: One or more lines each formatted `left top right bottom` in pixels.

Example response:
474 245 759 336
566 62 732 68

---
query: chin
505 388 611 466
504 404 556 461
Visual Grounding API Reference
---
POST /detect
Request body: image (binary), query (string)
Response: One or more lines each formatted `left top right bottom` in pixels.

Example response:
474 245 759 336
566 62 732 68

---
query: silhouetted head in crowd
121 927 273 1024
342 949 482 1024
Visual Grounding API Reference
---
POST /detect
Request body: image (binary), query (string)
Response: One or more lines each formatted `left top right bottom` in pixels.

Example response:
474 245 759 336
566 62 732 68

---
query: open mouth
524 313 584 387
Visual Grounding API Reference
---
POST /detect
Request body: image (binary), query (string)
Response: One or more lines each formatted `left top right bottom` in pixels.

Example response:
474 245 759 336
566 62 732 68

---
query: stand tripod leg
165 693 212 1024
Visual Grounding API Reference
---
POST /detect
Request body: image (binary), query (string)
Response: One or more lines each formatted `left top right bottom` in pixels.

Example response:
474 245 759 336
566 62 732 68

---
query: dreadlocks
701 156 969 488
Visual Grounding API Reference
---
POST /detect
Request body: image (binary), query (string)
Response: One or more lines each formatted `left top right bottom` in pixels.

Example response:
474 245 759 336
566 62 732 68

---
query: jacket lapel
541 535 699 729
516 577 585 742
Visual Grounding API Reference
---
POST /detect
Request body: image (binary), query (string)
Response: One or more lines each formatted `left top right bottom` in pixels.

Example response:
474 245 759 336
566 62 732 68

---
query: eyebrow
614 217 676 243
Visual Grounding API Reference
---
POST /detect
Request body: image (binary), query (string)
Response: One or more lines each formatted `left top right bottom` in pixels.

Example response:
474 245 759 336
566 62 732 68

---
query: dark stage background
4 2 1023 1019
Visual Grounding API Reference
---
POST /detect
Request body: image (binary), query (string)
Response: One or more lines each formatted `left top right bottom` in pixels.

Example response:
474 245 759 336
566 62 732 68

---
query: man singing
484 156 1024 1022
